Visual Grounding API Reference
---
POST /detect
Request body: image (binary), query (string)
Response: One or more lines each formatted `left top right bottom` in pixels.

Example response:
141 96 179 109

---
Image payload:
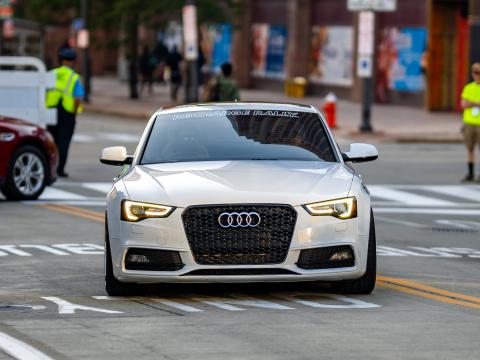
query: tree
15 0 237 99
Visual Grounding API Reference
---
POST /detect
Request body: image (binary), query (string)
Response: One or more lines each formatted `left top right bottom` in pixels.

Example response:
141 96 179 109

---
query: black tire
105 220 140 296
1 145 48 200
330 210 377 294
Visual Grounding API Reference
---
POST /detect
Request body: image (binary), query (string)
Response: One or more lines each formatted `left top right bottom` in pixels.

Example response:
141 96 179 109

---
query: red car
0 115 58 200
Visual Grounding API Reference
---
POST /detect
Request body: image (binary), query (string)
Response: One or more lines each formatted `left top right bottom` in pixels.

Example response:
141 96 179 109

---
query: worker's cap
58 48 77 60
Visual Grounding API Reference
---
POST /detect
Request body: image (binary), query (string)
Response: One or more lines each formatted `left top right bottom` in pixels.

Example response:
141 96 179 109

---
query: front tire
105 220 140 296
330 210 377 294
2 145 47 200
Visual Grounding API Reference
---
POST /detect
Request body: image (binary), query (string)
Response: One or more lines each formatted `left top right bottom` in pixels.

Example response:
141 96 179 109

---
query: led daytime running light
121 200 174 222
304 197 357 219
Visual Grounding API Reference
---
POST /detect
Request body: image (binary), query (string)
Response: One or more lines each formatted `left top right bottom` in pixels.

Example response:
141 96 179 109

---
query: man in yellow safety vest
46 47 84 178
461 62 480 182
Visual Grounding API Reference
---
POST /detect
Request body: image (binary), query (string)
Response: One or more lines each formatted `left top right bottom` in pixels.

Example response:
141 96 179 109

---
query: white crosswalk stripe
368 185 455 206
422 185 480 202
81 182 113 194
39 187 87 200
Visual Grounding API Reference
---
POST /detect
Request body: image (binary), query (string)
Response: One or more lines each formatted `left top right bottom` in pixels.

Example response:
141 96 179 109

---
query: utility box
0 56 56 128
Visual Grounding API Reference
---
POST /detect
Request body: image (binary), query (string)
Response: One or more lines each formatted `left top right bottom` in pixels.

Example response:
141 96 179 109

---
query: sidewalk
84 77 463 143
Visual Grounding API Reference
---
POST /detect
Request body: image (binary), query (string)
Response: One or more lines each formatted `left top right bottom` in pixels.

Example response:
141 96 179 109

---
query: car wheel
105 220 140 296
330 209 376 294
2 145 47 200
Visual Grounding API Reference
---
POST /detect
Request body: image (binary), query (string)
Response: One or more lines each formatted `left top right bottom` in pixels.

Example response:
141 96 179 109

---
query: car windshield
140 109 337 164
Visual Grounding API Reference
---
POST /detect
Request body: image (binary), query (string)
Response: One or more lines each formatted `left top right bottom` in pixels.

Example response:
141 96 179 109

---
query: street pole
81 0 90 103
183 0 198 103
360 76 373 131
357 10 375 133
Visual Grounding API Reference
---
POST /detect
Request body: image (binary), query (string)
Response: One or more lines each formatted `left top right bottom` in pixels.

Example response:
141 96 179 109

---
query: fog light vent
296 245 355 270
125 248 184 271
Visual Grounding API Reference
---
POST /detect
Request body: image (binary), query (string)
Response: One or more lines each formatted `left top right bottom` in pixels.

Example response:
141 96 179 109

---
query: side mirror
100 146 133 166
342 143 378 163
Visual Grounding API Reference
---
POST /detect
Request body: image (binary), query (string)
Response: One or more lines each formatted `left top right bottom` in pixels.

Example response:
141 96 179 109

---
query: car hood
122 161 354 207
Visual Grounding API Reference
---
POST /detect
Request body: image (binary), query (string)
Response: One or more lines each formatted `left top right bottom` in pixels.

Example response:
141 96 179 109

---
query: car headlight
303 197 357 219
121 200 174 222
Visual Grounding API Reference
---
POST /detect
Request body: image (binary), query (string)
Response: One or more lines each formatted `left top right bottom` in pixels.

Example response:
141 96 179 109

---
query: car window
141 110 337 164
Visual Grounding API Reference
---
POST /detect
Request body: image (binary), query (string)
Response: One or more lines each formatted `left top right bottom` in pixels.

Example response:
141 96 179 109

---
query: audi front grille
182 205 297 265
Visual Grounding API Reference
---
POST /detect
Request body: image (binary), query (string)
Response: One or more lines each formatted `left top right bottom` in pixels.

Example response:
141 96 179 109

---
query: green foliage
15 0 238 29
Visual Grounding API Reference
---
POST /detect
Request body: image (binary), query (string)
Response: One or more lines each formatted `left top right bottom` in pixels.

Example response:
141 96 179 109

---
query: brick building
231 0 480 111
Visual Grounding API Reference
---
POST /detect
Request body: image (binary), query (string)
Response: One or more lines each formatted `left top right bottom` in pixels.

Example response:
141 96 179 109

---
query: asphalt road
1 113 479 360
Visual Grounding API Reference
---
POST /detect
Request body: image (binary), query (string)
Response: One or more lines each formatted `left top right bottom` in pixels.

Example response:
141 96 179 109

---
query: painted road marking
191 296 246 311
0 331 54 360
1 243 479 258
425 185 480 203
375 208 480 215
274 293 380 309
39 187 86 200
81 182 112 194
368 186 454 206
73 132 139 144
94 294 376 312
42 297 123 314
377 276 480 310
375 216 426 228
19 245 69 256
435 219 480 230
152 299 204 313
39 204 104 222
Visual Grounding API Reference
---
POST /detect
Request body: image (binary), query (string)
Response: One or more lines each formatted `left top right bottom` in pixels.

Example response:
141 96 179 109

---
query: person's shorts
464 124 480 149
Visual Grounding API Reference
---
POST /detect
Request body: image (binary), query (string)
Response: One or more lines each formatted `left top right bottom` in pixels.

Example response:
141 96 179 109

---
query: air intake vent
297 245 355 270
183 268 299 276
124 248 184 271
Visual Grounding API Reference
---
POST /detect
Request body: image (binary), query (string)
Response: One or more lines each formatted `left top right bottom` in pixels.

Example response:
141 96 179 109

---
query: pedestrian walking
166 46 182 102
202 62 240 102
139 46 155 95
46 47 84 178
460 62 480 182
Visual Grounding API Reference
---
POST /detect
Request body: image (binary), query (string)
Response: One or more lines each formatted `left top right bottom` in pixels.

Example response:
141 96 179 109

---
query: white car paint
104 103 374 284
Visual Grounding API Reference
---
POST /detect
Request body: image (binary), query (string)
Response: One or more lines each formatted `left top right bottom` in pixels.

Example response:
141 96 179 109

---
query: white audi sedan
101 103 378 296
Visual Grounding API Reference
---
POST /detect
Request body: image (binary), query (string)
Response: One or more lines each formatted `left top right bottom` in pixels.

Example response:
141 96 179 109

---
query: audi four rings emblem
218 212 261 228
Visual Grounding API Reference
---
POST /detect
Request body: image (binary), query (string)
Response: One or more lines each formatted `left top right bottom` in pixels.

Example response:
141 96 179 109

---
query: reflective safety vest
46 66 83 114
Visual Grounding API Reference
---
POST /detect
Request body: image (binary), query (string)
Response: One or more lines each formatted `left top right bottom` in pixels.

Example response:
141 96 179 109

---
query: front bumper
108 204 370 284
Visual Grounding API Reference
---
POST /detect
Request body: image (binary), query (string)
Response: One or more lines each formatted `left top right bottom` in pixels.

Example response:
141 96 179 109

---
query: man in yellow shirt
461 63 480 182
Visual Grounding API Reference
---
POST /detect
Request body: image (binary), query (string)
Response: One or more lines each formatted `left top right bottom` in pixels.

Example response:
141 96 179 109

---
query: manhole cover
0 304 45 312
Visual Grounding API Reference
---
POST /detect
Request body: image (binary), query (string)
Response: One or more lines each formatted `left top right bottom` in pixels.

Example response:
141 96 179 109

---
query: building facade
232 0 479 111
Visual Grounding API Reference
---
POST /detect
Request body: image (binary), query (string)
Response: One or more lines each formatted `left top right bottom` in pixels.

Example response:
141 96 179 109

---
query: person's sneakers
58 172 69 178
462 174 474 182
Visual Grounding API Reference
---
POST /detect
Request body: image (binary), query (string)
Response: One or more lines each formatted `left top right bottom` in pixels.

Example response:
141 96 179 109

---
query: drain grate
431 227 478 233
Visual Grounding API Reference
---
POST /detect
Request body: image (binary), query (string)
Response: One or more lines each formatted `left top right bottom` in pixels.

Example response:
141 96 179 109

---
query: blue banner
266 25 287 77
391 27 427 92
211 24 232 72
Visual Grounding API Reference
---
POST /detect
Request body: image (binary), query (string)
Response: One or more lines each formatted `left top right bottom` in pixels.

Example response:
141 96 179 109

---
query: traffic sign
348 0 396 12
357 56 373 78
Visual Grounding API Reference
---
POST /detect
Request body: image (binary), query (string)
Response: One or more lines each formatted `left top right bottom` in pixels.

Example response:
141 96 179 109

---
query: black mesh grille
124 248 184 271
182 205 297 265
296 245 355 270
